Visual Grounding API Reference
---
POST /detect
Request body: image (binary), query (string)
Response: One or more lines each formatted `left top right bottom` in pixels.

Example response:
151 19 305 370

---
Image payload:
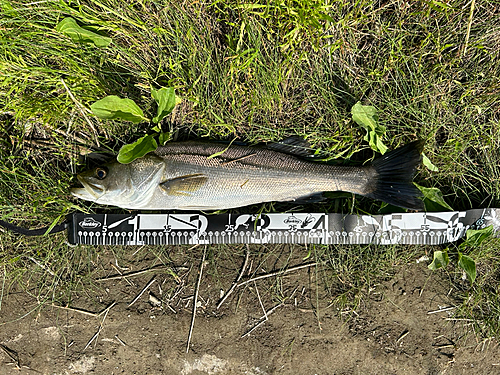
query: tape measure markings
68 209 500 246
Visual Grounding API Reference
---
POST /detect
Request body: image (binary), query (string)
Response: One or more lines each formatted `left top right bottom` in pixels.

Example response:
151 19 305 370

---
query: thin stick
98 301 117 317
51 126 91 146
220 153 256 166
109 262 134 287
427 306 456 314
128 277 156 308
114 335 127 347
96 266 182 281
241 303 284 338
51 303 98 317
237 262 317 287
84 328 101 350
60 78 100 147
85 302 116 350
0 265 6 312
0 344 20 369
186 245 207 354
96 267 159 281
254 281 267 320
28 257 55 276
463 0 475 56
217 248 250 309
396 330 409 343
444 318 477 322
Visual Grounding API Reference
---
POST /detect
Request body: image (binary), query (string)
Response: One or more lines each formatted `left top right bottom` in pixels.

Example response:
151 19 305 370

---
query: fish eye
95 167 108 180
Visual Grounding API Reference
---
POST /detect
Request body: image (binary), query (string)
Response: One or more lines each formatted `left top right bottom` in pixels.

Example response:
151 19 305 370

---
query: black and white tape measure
68 208 500 245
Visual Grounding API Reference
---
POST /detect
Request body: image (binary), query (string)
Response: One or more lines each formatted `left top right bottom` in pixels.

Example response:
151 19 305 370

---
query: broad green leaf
422 154 439 172
458 253 476 283
351 102 378 131
55 17 112 47
415 184 453 211
91 96 147 123
351 102 388 154
428 250 449 270
463 225 494 248
151 87 177 124
158 132 171 146
117 135 158 164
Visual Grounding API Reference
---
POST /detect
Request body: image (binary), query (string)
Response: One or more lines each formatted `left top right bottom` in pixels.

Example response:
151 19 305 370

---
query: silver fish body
72 139 424 210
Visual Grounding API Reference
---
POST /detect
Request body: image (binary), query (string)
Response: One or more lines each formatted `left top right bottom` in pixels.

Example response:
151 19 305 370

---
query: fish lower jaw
71 188 99 202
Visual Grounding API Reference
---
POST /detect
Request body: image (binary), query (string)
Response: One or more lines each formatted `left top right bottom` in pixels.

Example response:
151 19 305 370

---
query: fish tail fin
365 140 425 210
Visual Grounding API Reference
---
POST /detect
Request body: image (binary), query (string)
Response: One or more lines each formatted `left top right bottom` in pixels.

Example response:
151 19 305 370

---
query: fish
71 137 424 211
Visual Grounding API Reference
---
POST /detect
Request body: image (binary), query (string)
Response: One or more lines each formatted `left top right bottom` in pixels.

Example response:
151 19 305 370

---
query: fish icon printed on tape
232 214 271 232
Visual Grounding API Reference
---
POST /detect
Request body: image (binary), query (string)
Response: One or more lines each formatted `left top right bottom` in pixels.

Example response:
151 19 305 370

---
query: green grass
1 0 500 340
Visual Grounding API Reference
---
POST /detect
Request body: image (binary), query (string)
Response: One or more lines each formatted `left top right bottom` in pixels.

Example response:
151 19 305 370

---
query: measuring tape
68 209 499 245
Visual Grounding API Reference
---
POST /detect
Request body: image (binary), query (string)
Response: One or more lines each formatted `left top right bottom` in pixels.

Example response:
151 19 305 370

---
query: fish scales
150 142 370 209
72 139 424 210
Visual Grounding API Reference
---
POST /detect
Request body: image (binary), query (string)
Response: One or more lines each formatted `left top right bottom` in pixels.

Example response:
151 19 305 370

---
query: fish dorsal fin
160 174 208 196
267 136 316 158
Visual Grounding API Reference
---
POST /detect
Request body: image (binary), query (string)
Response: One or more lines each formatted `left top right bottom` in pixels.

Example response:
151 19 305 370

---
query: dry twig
463 0 476 56
186 246 207 353
51 303 98 317
84 301 116 350
217 247 250 309
241 303 284 338
237 262 317 287
60 78 100 146
128 277 156 308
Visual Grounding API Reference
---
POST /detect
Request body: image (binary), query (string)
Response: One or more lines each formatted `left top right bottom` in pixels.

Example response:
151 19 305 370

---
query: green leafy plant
116 134 158 164
458 253 476 283
90 87 178 164
56 17 112 47
422 154 439 172
90 96 148 123
428 225 493 284
351 102 388 155
151 87 177 124
415 184 453 211
428 250 449 270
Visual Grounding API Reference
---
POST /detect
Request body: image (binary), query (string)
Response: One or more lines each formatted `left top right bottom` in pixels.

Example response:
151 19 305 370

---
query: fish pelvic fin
365 140 425 210
160 174 208 196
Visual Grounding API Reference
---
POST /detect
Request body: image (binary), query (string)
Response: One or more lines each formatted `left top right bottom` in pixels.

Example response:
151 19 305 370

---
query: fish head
71 155 165 208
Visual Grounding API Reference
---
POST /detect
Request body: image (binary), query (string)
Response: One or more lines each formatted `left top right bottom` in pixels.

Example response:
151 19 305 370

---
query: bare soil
0 245 498 375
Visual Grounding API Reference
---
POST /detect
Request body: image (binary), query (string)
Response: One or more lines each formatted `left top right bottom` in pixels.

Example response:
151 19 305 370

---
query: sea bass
71 138 424 210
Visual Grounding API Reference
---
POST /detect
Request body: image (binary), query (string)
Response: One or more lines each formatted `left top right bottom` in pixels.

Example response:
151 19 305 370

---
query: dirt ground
1 245 499 375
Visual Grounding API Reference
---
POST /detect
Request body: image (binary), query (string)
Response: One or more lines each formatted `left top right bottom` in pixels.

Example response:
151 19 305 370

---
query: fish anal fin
160 174 208 196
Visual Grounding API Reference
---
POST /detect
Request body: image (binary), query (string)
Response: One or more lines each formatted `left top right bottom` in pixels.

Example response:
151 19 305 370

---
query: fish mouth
71 175 104 200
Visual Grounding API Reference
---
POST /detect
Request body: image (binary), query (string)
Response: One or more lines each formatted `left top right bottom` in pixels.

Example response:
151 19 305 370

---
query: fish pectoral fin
160 174 208 196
